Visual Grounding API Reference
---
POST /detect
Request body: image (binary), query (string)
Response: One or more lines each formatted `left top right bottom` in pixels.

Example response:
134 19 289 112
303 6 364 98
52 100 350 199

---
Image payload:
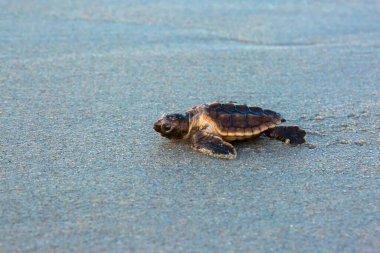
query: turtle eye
162 123 171 132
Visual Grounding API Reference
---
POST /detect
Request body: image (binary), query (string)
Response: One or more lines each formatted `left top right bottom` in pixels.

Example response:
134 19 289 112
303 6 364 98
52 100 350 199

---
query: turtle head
154 113 189 139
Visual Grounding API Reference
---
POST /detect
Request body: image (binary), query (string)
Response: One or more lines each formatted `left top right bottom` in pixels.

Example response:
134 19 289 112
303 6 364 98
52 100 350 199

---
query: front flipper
191 130 237 159
265 126 306 145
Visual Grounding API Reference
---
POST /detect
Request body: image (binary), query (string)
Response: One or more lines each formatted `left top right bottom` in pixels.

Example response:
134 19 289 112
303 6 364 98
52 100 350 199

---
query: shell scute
227 128 236 136
245 128 253 135
235 128 245 136
208 102 222 110
252 127 261 135
205 102 284 137
221 103 236 112
235 104 250 113
231 114 246 127
263 109 277 116
249 107 264 114
261 115 272 122
246 115 263 127
218 114 232 127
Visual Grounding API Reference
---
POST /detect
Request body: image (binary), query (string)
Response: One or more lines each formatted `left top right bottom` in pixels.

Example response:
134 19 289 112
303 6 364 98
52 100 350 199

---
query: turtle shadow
153 135 310 161
230 136 267 148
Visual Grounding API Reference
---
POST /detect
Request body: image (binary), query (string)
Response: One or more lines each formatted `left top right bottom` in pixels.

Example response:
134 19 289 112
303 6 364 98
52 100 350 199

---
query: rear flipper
265 126 306 145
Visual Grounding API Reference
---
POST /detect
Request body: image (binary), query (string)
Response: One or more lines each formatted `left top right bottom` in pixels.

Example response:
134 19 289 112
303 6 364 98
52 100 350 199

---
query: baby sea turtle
154 102 306 159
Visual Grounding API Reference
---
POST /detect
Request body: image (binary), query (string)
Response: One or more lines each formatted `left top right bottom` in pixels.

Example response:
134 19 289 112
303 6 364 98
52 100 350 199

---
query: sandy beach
1 1 379 252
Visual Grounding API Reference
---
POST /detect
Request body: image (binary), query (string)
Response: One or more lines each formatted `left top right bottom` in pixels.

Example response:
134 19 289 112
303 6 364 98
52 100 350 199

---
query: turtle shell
204 102 284 141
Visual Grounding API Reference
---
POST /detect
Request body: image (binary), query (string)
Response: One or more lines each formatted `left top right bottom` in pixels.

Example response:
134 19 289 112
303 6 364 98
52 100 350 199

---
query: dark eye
162 123 171 132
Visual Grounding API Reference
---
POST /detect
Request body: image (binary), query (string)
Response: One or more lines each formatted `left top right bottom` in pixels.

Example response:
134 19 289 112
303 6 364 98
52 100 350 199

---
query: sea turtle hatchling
154 102 306 159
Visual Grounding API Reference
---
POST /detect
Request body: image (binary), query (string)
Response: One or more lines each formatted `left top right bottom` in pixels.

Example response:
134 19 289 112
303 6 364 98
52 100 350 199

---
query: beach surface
1 1 379 252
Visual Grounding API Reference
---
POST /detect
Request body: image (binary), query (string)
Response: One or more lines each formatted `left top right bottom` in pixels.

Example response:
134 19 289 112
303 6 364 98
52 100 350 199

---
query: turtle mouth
153 121 161 132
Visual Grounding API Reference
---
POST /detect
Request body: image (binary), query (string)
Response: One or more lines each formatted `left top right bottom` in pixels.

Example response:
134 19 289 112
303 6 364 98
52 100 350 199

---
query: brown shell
204 102 284 140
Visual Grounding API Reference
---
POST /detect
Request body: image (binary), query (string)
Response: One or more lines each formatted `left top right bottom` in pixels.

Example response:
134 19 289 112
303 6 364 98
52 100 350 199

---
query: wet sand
1 1 379 252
